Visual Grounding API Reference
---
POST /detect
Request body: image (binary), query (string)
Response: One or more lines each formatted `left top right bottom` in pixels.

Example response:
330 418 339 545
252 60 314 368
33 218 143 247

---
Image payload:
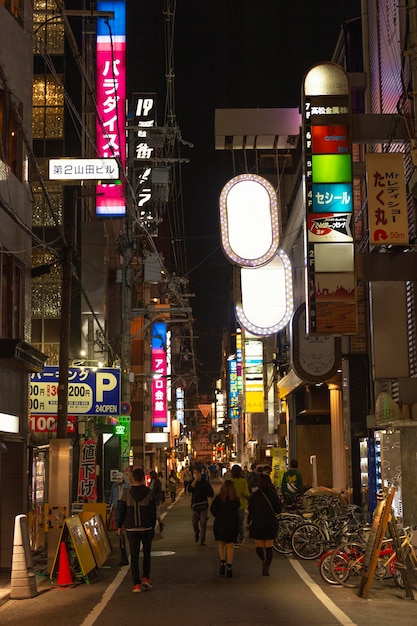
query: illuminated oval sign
219 174 279 267
234 250 293 336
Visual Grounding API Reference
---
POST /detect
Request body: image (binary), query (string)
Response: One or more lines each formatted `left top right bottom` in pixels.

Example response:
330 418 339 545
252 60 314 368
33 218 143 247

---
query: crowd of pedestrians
115 459 302 592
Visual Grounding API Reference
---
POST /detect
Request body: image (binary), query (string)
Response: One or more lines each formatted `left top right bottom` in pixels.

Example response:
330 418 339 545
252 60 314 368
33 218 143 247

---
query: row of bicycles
273 490 417 590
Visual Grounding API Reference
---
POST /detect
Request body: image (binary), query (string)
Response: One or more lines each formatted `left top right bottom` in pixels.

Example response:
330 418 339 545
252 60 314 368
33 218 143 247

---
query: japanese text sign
30 366 121 416
78 439 98 500
366 153 409 245
96 0 126 216
151 322 167 427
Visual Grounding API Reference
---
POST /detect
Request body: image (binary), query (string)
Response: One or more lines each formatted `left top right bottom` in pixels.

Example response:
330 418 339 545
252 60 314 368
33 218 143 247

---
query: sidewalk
0 482 192 607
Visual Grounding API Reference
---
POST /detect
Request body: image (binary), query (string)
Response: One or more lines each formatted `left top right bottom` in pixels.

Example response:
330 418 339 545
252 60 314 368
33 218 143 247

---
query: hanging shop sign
29 414 77 434
302 62 357 335
228 358 239 419
151 321 167 427
29 366 121 416
96 0 126 216
244 338 264 413
366 153 409 245
78 438 98 501
291 303 341 384
219 173 280 267
49 158 119 181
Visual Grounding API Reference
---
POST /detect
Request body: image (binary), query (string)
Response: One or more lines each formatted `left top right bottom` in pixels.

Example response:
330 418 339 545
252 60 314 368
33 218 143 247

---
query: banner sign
78 439 98 500
96 0 126 216
366 153 409 245
29 414 77 434
303 63 357 335
151 321 167 427
228 358 239 419
49 158 119 181
30 366 121 416
244 339 264 413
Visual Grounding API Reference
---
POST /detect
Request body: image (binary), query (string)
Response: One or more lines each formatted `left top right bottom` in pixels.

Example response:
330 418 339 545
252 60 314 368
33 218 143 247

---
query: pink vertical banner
96 1 126 216
151 321 167 427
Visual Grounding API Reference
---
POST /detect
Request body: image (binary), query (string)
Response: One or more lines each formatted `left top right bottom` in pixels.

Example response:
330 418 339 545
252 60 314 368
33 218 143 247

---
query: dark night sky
127 0 361 393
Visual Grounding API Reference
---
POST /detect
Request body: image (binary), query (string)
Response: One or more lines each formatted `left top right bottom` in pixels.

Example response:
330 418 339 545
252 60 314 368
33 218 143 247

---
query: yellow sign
81 513 112 569
50 515 96 581
245 391 264 412
366 153 409 245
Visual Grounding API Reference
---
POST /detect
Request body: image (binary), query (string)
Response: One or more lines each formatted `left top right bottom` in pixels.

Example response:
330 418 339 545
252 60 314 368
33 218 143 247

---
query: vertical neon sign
151 322 167 427
96 1 126 216
303 63 357 335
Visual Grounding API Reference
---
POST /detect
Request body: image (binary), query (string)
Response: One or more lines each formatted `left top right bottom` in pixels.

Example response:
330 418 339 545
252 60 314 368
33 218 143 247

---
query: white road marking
290 559 358 626
79 567 129 626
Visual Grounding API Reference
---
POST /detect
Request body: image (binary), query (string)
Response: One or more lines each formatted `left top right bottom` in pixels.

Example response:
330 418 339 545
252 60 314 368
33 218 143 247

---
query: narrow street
0 483 415 625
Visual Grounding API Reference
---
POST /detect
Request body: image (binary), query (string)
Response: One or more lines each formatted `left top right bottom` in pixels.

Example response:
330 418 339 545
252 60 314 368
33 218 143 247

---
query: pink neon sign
152 351 167 427
96 28 126 215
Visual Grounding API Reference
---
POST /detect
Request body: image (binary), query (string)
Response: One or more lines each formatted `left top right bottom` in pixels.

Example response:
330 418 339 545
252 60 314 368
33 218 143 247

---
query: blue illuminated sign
30 366 121 415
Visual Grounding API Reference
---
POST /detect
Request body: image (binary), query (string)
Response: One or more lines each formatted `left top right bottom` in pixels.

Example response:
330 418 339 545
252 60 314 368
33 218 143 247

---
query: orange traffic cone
57 542 73 586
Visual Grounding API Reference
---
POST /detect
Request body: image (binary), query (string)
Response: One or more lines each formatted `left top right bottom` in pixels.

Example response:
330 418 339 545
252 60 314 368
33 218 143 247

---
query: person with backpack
281 459 303 497
118 467 156 593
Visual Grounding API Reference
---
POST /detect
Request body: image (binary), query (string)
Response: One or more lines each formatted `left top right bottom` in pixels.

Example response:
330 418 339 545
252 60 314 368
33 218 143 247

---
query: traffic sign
208 431 221 444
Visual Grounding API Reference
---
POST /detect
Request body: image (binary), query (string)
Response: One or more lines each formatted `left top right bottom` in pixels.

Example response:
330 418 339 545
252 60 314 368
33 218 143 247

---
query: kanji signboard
78 439 98 500
302 63 357 335
366 153 409 245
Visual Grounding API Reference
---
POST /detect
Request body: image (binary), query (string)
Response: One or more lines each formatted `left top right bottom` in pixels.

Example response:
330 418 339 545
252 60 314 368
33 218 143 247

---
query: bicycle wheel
273 514 302 554
319 550 340 585
291 522 326 560
330 541 366 587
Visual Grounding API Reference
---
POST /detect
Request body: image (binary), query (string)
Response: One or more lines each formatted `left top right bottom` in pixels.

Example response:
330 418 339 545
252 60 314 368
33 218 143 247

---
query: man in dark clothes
118 467 156 593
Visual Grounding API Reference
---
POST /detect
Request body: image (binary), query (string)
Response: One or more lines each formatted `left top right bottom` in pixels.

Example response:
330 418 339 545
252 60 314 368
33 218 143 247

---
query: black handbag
119 531 129 566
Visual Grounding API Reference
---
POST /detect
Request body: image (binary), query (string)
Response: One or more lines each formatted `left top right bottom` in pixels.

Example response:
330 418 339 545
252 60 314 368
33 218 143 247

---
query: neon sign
96 1 126 216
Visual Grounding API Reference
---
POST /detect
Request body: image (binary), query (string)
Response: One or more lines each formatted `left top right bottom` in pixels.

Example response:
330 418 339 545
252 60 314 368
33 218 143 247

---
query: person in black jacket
210 479 239 577
188 467 214 545
248 474 282 576
118 467 157 593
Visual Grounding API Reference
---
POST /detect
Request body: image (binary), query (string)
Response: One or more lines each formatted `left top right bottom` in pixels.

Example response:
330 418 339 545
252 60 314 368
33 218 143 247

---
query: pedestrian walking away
247 474 282 576
183 465 193 493
188 466 214 545
118 467 157 593
210 479 239 578
168 469 179 502
149 469 164 532
158 471 166 502
230 464 250 546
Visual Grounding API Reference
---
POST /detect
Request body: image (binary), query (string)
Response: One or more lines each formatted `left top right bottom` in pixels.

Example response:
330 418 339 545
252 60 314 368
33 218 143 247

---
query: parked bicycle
327 526 417 588
291 503 367 560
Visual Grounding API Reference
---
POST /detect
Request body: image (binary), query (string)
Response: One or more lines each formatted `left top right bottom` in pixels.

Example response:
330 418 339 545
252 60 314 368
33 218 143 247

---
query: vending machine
359 431 402 522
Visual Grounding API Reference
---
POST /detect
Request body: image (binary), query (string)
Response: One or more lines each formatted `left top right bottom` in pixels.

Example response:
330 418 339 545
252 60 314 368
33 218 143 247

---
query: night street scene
2 1 417 625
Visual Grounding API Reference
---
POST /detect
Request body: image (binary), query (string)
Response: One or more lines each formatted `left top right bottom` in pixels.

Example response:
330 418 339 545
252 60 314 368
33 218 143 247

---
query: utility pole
56 238 73 439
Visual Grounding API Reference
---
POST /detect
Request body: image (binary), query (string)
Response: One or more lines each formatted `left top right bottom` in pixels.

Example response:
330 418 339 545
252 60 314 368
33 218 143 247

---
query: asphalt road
0 482 416 625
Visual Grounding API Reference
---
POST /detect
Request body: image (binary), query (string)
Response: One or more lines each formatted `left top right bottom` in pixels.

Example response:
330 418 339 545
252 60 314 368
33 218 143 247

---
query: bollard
10 514 38 599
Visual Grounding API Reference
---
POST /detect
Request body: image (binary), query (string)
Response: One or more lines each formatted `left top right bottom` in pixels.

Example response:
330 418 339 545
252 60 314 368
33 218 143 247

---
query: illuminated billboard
234 250 293 336
366 153 409 245
151 321 167 427
244 339 264 413
303 63 357 335
96 1 126 217
219 174 279 267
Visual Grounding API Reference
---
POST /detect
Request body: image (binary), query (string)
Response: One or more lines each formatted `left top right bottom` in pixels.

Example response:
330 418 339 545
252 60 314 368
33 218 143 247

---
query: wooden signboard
358 487 394 598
